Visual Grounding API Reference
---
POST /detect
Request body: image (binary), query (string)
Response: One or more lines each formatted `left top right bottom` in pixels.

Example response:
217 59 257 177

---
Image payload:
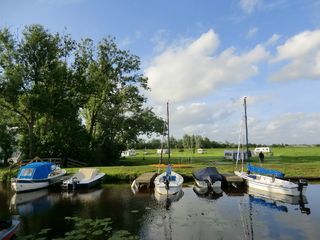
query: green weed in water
16 217 138 240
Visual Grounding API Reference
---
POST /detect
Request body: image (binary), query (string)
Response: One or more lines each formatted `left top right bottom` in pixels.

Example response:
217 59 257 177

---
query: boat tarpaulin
193 167 222 184
247 164 285 178
17 162 55 180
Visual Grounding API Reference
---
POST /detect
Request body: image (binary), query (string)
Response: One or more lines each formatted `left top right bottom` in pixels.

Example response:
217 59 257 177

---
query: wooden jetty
131 172 157 193
221 173 244 186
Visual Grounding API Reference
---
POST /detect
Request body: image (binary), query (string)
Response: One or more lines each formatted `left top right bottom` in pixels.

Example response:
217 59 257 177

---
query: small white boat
62 168 105 190
154 166 184 195
11 162 66 193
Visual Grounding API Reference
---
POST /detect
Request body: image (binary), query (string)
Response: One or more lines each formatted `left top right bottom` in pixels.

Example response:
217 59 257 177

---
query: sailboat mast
244 97 250 160
167 101 171 160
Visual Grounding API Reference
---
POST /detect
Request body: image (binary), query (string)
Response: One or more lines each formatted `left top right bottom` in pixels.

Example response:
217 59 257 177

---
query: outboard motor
298 179 308 194
72 177 79 191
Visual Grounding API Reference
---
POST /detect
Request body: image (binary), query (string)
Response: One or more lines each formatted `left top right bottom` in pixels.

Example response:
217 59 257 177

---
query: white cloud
145 29 269 103
270 30 320 81
149 96 320 144
251 112 320 144
266 34 280 46
246 27 258 38
239 0 260 14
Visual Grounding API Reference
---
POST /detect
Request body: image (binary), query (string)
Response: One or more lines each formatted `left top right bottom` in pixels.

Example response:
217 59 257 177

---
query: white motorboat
154 167 184 195
62 168 105 190
11 162 66 192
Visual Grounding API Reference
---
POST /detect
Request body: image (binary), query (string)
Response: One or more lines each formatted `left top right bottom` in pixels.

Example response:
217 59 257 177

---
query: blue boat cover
17 162 55 180
247 164 285 178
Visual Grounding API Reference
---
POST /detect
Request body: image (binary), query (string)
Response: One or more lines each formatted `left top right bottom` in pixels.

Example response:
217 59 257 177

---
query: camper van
254 147 271 155
224 150 250 161
121 149 136 157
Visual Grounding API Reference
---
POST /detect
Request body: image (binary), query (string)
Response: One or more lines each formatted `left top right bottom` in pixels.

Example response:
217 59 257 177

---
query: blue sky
1 0 320 144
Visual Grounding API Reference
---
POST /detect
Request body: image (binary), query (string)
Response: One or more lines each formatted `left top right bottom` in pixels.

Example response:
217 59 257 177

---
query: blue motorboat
11 162 66 192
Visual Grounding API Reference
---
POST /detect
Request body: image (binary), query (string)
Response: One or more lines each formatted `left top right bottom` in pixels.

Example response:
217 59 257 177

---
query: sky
1 0 320 144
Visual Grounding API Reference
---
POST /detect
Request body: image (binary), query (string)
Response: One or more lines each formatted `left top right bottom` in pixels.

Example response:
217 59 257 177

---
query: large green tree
0 25 164 164
75 37 164 163
0 25 88 159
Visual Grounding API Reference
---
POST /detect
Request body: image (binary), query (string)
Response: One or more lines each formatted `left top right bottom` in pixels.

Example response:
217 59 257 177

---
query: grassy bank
1 147 320 183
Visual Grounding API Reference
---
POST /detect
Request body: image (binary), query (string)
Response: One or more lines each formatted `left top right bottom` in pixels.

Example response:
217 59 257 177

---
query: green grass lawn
1 147 320 183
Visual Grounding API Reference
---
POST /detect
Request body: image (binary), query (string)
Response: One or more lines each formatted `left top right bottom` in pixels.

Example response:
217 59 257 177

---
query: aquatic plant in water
16 217 138 240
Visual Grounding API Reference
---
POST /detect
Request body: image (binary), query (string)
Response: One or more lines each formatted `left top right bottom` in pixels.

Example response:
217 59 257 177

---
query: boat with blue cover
234 97 307 196
235 164 307 196
11 162 66 193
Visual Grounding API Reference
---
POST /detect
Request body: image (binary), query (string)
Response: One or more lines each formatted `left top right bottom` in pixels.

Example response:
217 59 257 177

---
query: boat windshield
20 168 34 177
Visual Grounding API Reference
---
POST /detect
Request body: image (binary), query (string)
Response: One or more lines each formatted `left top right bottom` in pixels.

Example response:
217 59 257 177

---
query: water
0 183 319 239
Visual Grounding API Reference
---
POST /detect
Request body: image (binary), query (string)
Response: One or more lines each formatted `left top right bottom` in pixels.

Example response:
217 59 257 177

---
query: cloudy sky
1 0 320 144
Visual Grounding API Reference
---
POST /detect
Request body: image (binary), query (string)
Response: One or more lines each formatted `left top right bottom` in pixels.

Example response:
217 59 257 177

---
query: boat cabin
17 162 57 180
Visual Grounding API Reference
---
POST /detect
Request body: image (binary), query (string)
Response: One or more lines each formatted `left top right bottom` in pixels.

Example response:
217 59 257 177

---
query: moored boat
235 167 307 196
234 97 307 196
154 168 184 195
0 219 20 240
193 167 222 189
62 168 105 190
11 162 66 193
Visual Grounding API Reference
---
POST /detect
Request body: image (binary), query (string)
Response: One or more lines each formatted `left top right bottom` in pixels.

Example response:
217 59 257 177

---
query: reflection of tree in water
0 185 12 220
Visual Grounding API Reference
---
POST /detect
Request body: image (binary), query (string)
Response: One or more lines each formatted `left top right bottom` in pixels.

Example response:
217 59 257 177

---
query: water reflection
10 189 60 216
193 186 223 200
154 190 184 210
247 188 310 215
61 188 103 203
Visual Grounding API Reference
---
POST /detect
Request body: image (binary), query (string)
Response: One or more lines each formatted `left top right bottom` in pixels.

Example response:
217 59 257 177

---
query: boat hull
235 171 307 196
63 173 105 190
154 171 184 195
194 178 221 189
0 219 20 240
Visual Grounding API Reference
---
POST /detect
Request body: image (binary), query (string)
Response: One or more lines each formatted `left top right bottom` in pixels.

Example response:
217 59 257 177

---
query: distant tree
195 135 203 149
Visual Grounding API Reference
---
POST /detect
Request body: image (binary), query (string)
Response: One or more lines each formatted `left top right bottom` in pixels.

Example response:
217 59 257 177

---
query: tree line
131 134 282 151
0 25 164 165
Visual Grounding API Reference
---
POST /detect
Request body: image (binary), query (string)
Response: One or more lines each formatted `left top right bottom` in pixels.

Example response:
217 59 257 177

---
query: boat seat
76 168 98 181
163 175 176 182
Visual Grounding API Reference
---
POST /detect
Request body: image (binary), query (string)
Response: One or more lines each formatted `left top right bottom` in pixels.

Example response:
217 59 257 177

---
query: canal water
0 183 319 239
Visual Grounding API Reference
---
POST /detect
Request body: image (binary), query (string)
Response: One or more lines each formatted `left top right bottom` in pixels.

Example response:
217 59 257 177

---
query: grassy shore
1 147 320 183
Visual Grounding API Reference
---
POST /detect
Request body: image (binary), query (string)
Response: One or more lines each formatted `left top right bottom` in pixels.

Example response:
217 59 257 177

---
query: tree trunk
28 116 35 159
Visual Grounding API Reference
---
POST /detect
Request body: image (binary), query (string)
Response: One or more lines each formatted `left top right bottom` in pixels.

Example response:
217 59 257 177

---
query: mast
167 101 171 160
244 97 250 160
